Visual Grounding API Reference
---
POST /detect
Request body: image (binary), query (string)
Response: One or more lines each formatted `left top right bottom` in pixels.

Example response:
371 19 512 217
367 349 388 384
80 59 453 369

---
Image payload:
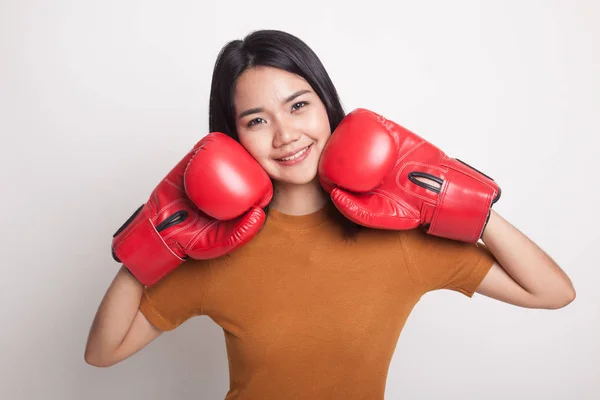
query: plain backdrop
1 0 598 399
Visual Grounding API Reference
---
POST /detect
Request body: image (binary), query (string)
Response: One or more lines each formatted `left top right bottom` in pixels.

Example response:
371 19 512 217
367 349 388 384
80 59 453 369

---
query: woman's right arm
84 266 163 368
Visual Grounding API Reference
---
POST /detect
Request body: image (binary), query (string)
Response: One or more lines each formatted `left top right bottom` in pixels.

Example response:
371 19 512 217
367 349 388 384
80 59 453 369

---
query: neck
269 177 328 216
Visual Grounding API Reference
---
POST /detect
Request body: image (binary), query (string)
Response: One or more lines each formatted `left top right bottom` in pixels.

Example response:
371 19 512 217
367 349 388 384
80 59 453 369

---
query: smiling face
233 66 332 185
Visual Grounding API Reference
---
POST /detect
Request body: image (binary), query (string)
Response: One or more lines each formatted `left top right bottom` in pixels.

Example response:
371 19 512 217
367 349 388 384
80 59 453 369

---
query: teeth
278 146 309 161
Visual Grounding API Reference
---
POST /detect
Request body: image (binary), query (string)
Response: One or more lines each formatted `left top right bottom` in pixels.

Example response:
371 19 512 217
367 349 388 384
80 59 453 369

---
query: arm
318 108 575 309
84 266 163 367
476 210 576 309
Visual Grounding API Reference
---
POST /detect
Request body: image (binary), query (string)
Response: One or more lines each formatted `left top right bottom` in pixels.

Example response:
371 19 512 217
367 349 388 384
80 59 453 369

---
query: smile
274 144 313 165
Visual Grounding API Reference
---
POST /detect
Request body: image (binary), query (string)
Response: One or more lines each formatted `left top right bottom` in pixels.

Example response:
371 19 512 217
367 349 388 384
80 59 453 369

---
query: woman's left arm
475 210 576 309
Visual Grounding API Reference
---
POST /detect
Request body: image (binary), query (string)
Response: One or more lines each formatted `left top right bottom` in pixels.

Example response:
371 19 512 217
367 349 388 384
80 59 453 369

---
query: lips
275 144 312 161
273 143 314 166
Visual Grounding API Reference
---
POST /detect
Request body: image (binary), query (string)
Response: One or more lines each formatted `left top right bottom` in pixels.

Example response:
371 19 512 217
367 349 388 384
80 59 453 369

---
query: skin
84 67 336 368
233 66 331 216
232 65 576 309
84 64 575 369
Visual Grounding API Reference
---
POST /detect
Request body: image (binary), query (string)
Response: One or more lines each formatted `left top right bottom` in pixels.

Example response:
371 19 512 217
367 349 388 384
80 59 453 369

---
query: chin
269 164 319 186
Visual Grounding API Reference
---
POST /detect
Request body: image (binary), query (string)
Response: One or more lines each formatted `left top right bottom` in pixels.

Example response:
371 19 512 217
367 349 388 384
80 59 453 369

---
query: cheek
306 106 331 138
311 118 332 144
239 133 271 161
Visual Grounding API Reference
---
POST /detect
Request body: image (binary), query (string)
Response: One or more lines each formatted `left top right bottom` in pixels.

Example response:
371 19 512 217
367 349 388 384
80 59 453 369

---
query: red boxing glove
112 133 272 286
318 108 501 243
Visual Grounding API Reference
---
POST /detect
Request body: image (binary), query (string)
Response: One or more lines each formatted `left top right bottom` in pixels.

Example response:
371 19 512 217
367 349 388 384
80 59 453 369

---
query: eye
247 117 265 127
291 101 309 111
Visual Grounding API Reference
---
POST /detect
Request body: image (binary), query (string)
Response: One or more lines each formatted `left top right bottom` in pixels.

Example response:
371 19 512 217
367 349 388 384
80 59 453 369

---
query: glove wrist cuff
112 205 184 286
426 162 500 243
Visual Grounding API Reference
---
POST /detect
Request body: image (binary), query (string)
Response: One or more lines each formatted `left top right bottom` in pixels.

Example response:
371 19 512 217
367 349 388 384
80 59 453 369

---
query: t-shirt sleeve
138 259 213 331
398 227 497 297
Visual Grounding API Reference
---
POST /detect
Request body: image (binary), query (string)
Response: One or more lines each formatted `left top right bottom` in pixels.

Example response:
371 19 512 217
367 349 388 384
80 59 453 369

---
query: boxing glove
112 132 273 286
318 108 500 243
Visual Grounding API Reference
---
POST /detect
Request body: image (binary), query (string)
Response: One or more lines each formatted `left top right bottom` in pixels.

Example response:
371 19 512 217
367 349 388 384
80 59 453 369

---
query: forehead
234 66 311 108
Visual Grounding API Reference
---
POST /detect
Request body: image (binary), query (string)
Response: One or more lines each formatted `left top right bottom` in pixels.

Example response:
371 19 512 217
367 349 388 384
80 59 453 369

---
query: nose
272 116 301 148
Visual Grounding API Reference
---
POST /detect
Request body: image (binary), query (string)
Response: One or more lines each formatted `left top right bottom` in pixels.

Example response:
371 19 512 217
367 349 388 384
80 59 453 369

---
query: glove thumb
330 188 421 230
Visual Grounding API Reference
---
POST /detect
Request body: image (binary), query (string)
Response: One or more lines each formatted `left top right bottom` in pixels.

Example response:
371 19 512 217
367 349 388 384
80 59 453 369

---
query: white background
1 0 598 399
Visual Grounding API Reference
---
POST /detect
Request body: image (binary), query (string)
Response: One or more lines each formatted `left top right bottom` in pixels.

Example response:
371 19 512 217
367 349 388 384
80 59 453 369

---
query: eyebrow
237 89 312 119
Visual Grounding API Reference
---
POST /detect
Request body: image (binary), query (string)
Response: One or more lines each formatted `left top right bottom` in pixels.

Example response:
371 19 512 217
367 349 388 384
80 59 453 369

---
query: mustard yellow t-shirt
139 201 496 400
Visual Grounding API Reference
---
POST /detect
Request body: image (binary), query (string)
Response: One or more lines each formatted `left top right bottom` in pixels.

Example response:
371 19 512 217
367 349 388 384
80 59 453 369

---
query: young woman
85 30 576 399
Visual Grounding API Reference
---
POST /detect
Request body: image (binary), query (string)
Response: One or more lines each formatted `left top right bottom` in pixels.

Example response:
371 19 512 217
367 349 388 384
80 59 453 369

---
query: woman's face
233 66 331 185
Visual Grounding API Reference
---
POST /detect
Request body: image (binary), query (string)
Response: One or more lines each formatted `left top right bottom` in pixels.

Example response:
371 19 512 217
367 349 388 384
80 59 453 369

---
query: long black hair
209 29 346 140
208 29 360 240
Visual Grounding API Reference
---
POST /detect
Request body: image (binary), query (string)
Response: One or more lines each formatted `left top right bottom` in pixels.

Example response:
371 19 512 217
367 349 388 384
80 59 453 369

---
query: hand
318 108 500 243
111 133 272 286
